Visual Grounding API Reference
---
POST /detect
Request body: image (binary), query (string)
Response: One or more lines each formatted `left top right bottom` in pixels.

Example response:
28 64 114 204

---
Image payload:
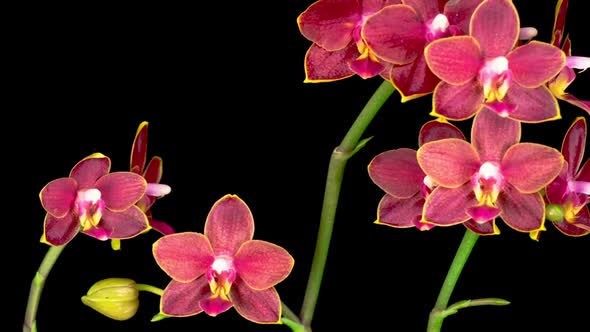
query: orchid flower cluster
25 0 589 331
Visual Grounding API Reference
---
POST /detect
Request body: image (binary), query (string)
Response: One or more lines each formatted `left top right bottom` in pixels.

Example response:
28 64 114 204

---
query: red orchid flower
416 108 564 234
39 153 149 246
424 0 565 122
545 117 590 236
297 0 401 81
153 194 294 323
130 121 173 235
362 0 483 101
547 0 590 115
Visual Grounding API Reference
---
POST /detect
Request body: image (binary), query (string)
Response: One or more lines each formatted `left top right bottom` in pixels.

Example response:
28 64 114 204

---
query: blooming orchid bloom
417 108 564 233
297 0 401 81
130 121 173 235
544 117 590 236
424 0 565 122
153 194 294 323
362 0 483 101
39 153 149 246
368 119 465 231
546 0 590 115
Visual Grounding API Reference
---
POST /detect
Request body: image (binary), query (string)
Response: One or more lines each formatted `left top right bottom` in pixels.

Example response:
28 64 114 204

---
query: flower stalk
24 244 67 332
299 80 396 330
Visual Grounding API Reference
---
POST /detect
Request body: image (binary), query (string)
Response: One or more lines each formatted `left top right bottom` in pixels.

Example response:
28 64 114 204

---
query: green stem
136 284 164 296
427 229 480 332
282 302 305 332
299 81 396 331
24 245 67 332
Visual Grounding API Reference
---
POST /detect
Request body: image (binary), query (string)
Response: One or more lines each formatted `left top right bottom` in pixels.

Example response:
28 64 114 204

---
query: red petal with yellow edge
304 43 357 82
558 93 590 116
40 177 77 218
507 42 565 88
369 148 424 198
546 164 568 204
551 0 569 47
230 281 281 324
496 185 544 232
403 0 442 22
444 0 484 33
200 295 233 317
562 117 586 177
153 232 214 282
464 218 499 235
423 185 475 226
94 205 149 239
363 5 425 64
471 107 520 162
42 213 79 246
391 52 439 102
578 160 590 182
149 218 175 235
205 195 254 256
362 0 402 14
143 156 163 183
425 36 481 85
470 0 518 58
161 276 209 317
419 119 466 147
553 205 590 237
433 81 484 121
417 138 480 188
70 154 110 189
502 143 563 193
95 172 146 211
83 227 112 241
234 240 294 290
297 0 360 51
503 84 560 123
130 121 148 174
376 193 424 228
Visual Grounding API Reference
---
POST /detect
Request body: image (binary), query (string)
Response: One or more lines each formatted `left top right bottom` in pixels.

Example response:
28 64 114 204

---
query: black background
13 1 590 331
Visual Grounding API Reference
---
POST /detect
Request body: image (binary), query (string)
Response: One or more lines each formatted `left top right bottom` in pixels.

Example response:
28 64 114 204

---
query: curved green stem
24 245 67 332
299 81 396 331
282 302 305 332
136 283 164 296
427 229 480 332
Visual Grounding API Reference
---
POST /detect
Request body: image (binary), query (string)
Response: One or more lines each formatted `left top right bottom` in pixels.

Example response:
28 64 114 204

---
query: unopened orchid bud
545 204 565 223
81 278 139 321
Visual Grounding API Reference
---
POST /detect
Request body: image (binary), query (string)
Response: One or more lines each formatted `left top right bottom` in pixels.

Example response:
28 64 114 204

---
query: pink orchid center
207 256 236 301
75 188 105 230
420 175 436 198
471 162 504 207
352 20 381 67
425 14 450 42
480 56 512 102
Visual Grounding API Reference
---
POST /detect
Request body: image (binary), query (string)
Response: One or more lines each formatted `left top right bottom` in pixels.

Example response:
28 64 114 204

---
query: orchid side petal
391 52 439 102
562 117 587 177
205 195 254 256
502 143 564 193
470 0 519 58
425 36 481 85
507 41 565 88
423 185 475 226
94 206 150 240
444 0 484 33
496 185 544 232
432 80 484 120
40 177 77 218
229 282 281 324
419 118 466 146
95 172 147 211
375 193 424 228
417 138 480 187
368 148 424 198
234 240 294 290
153 232 215 282
161 277 209 317
471 107 520 162
551 0 569 47
41 213 79 246
503 84 560 123
304 44 357 82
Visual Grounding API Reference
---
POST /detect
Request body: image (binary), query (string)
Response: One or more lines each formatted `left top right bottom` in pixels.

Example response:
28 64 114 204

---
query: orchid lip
425 14 450 42
480 57 512 102
566 56 590 72
569 180 590 195
146 183 171 197
471 162 504 206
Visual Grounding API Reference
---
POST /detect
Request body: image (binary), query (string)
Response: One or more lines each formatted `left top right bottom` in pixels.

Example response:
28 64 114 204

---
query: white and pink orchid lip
471 162 504 207
207 256 236 300
566 56 590 72
75 188 105 230
480 56 512 102
425 14 450 42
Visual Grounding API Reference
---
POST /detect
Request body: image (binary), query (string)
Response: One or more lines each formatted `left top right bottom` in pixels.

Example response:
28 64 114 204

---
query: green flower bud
546 204 565 223
81 278 139 321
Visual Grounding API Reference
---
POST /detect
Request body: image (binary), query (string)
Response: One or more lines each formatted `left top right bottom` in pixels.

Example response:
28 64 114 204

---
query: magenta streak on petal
467 205 501 223
84 227 111 241
350 55 385 79
484 100 517 117
570 180 590 195
566 56 590 71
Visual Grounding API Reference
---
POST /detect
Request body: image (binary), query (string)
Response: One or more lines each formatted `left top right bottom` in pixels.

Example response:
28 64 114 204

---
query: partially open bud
81 278 139 321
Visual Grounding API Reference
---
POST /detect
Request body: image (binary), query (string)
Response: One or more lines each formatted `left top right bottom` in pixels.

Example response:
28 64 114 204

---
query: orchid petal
464 218 500 235
391 52 439 102
375 193 424 228
363 5 425 64
432 81 484 120
40 178 77 218
230 282 281 324
467 205 501 223
149 218 175 236
518 27 537 41
496 185 544 232
368 148 424 198
425 36 481 85
41 213 79 246
153 232 214 282
553 205 590 237
419 119 466 146
417 138 480 187
549 66 576 97
304 44 357 82
557 93 590 116
144 156 163 184
350 54 386 79
551 0 569 47
361 0 403 14
546 164 568 204
471 107 520 162
70 153 110 189
444 0 484 33
577 160 590 182
470 0 518 58
562 117 587 177
83 227 112 241
502 143 564 193
503 84 560 123
507 41 565 88
566 56 590 71
234 240 294 290
297 0 361 51
403 0 441 22
95 172 147 211
161 277 209 317
94 206 150 240
200 296 233 317
205 195 254 256
423 185 475 225
130 121 148 174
